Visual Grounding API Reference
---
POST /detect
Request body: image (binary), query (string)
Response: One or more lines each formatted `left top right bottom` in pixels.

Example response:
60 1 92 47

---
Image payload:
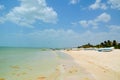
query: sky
0 0 120 48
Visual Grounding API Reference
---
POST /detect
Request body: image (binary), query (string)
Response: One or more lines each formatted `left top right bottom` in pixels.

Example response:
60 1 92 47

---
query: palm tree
107 40 112 47
113 40 117 46
104 41 107 47
100 42 104 47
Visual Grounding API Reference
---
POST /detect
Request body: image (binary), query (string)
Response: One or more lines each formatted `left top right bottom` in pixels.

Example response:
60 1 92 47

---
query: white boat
98 47 114 52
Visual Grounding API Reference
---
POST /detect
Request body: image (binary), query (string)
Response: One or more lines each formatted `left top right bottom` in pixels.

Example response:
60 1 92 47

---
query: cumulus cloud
89 0 107 10
0 4 4 10
96 12 111 22
79 12 111 28
108 0 120 10
89 0 120 10
0 0 57 27
69 0 79 5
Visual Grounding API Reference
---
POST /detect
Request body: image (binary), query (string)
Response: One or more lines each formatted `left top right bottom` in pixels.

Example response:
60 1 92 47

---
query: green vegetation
78 40 120 49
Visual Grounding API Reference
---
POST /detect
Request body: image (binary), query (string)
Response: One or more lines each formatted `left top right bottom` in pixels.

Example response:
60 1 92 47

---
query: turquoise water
0 47 94 80
0 47 72 80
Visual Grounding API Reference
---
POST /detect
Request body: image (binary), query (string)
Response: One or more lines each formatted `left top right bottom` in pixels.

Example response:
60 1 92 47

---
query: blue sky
0 0 120 48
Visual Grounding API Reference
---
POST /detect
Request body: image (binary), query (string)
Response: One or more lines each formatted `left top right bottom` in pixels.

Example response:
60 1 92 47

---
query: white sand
63 49 120 80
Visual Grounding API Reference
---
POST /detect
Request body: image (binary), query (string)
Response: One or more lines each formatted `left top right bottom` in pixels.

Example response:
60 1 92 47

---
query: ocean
0 47 93 80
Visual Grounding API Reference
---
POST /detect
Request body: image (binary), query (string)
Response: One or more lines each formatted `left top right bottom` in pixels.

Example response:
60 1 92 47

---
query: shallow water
0 47 94 80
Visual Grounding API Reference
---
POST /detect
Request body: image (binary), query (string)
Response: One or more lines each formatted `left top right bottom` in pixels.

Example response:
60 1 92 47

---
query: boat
98 47 114 52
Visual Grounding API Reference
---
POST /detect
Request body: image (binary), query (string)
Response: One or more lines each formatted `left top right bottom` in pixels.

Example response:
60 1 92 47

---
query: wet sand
63 49 120 80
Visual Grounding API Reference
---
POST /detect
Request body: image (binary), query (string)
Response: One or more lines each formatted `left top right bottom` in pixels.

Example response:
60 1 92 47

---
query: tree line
78 40 120 49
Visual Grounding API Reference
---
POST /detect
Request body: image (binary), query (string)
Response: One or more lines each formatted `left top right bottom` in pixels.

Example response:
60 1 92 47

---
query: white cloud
69 0 79 5
81 30 120 44
0 0 57 27
1 28 120 48
109 25 120 32
89 0 107 10
79 20 88 27
79 12 111 28
0 4 4 10
0 29 81 48
108 0 120 10
96 12 111 22
89 0 120 10
71 22 78 26
0 17 5 23
79 20 98 28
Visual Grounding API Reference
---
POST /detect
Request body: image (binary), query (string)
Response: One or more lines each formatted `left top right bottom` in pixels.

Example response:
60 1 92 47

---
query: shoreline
0 48 120 80
63 49 120 80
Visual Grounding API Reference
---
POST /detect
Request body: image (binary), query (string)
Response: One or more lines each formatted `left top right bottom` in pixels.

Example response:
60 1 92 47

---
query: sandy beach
63 49 120 80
